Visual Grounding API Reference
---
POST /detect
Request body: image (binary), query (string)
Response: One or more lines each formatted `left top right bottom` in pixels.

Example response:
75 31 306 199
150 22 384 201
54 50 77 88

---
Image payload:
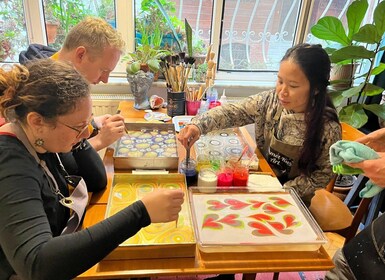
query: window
0 0 381 84
42 0 116 48
0 0 28 63
134 0 213 55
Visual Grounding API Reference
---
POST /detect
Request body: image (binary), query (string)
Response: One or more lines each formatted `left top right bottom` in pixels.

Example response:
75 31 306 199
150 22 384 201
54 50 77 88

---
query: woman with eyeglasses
0 59 184 280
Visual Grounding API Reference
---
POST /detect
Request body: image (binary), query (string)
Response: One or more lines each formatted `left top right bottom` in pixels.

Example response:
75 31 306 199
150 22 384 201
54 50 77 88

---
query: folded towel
330 140 382 198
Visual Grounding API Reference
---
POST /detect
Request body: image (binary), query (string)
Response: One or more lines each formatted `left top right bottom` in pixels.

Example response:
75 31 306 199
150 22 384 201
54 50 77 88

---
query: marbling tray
104 173 196 260
189 187 326 252
113 123 178 170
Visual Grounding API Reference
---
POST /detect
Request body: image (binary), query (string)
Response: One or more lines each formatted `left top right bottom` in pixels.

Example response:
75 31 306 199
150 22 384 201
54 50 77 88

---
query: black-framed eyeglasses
57 114 94 138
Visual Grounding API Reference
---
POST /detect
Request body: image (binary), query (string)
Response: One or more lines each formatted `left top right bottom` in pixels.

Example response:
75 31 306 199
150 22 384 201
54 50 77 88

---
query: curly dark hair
0 59 89 123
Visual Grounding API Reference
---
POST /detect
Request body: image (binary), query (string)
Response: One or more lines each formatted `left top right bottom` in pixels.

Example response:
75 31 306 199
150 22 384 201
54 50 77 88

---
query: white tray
188 187 326 252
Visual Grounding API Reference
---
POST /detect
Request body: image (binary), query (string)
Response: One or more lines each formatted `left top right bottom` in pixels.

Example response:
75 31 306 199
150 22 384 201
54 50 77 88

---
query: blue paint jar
179 158 197 187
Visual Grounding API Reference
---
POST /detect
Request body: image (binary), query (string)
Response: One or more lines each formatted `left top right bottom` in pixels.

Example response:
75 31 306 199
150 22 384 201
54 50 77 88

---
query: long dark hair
281 43 339 175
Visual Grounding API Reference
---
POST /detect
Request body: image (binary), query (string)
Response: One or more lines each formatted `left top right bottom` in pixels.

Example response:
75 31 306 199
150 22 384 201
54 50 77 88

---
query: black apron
343 213 385 280
264 107 302 184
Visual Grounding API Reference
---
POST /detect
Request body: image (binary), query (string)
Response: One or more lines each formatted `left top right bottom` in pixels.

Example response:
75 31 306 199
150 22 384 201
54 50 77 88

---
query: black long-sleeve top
0 134 151 280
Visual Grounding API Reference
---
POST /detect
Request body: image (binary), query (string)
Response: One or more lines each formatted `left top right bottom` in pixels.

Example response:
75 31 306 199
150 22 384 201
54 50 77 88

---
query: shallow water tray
189 187 327 253
104 173 196 260
113 123 178 170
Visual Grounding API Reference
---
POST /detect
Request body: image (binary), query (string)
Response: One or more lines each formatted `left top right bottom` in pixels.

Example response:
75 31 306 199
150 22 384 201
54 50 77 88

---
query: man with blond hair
20 17 126 151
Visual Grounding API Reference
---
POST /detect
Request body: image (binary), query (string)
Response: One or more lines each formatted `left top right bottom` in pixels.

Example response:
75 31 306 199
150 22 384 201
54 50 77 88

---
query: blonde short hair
63 17 126 56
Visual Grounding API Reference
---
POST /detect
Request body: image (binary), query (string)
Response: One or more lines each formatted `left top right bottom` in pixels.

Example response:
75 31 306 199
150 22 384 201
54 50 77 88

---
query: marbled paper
191 192 321 248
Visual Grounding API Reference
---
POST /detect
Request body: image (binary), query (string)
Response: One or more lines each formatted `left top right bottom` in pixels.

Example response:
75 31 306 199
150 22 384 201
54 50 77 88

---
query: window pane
0 0 28 63
42 0 116 49
219 0 301 71
305 0 379 79
306 0 354 45
134 0 213 55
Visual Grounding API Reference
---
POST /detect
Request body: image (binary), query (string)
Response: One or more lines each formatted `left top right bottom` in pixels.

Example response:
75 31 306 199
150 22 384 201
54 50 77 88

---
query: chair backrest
309 184 373 245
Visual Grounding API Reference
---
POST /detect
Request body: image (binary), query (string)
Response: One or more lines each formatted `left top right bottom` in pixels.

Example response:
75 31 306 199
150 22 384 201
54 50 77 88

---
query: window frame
7 0 362 88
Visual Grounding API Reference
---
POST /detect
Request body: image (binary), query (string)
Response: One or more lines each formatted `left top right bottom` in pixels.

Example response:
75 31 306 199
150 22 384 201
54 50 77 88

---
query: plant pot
45 22 59 44
330 64 357 90
127 71 154 110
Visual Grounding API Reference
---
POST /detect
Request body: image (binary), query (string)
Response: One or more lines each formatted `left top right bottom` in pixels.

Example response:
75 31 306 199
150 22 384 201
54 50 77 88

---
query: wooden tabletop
76 101 334 279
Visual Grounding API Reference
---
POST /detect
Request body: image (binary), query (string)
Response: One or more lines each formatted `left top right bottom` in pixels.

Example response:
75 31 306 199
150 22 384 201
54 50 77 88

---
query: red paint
233 165 249 186
225 199 249 210
209 100 221 109
207 200 228 210
217 172 233 187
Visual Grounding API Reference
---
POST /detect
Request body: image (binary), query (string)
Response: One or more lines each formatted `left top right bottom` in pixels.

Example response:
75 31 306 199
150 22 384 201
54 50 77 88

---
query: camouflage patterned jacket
191 89 342 203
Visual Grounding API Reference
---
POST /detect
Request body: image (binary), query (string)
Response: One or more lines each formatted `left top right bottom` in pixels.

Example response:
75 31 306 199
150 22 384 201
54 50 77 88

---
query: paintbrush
237 146 249 162
116 110 128 134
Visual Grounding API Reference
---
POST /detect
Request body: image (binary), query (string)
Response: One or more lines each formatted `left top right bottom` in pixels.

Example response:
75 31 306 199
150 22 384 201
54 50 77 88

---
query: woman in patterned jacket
178 43 341 206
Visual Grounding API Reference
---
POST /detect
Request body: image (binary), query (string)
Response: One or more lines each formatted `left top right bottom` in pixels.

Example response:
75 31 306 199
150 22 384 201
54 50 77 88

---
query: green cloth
330 140 382 198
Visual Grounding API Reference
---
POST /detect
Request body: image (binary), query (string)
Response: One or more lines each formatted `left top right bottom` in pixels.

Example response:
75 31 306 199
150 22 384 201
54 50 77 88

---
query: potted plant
310 0 385 128
137 0 184 53
124 44 170 75
123 43 170 110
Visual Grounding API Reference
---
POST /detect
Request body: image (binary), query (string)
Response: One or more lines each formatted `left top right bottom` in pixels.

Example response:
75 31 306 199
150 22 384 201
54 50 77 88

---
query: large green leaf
362 83 384 97
330 45 375 63
363 103 385 121
371 63 385 76
341 83 365 98
347 0 368 39
339 103 368 128
329 90 346 107
353 24 380 44
374 0 385 36
185 19 193 57
310 16 350 46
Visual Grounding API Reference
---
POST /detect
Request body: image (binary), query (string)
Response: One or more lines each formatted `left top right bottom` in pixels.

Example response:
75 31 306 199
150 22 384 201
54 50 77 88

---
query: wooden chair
309 175 373 244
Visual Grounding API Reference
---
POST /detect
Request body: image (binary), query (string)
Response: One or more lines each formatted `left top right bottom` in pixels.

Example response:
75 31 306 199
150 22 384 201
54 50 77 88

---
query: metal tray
113 122 178 170
104 173 196 260
188 187 327 253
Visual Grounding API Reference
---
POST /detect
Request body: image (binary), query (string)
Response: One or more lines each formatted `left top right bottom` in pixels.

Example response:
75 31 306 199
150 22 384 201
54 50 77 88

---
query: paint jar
197 168 218 193
186 100 201 116
233 162 249 187
209 154 223 171
209 100 221 109
179 158 198 187
217 164 233 189
196 154 211 172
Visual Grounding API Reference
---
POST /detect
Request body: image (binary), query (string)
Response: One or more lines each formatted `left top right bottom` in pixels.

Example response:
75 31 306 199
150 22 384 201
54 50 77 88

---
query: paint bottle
179 158 198 187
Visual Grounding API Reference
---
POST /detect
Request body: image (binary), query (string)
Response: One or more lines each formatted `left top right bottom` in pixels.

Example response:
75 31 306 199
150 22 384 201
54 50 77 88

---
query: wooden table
77 101 333 279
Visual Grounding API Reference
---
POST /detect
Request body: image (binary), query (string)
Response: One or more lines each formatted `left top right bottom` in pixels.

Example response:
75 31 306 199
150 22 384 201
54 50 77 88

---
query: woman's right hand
141 189 184 223
355 127 385 152
177 124 201 149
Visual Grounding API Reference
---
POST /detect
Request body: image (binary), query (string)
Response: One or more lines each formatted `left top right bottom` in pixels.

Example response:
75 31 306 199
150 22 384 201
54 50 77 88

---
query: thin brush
237 146 249 162
116 110 128 134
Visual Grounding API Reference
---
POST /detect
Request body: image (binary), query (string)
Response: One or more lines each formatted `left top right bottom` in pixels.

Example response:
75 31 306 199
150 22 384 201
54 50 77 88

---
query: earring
34 138 44 147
